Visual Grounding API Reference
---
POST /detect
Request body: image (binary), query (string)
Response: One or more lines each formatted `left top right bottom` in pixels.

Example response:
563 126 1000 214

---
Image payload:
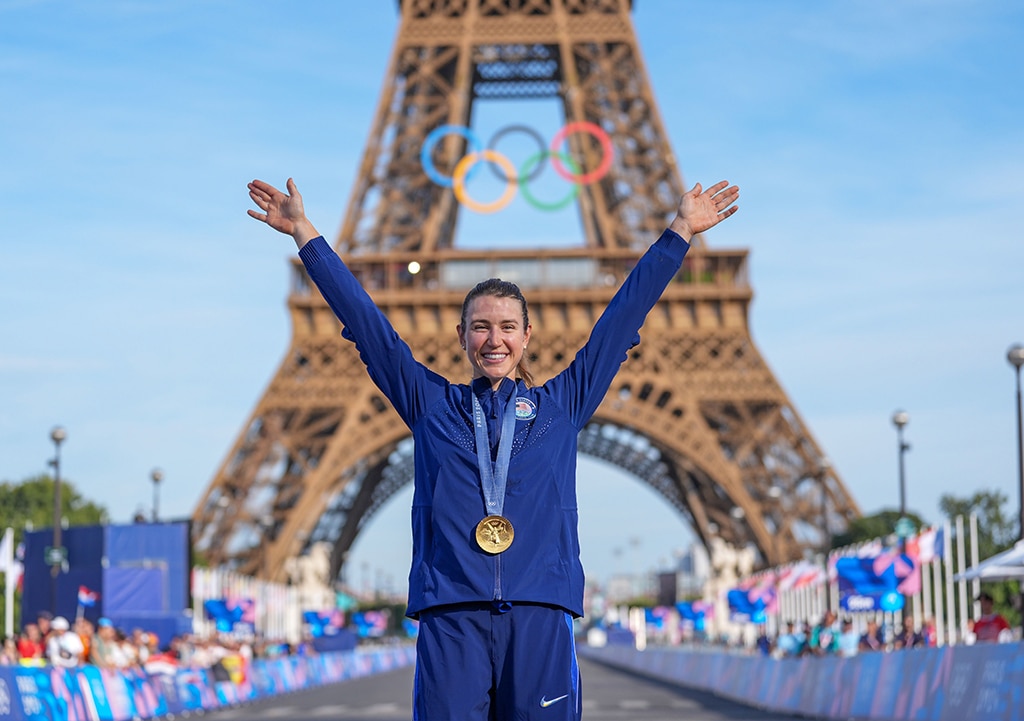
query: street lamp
49 426 67 614
892 411 911 551
1008 344 1024 542
892 411 909 518
767 485 783 565
818 459 832 553
151 468 164 522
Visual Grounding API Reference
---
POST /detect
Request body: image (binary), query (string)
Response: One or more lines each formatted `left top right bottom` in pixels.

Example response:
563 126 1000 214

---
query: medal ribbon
471 387 518 518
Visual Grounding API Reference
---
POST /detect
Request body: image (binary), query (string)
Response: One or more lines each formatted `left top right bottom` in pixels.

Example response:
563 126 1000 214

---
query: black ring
486 124 548 183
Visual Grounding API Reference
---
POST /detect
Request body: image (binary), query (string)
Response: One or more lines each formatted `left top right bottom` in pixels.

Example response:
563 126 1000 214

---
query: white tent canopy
954 540 1024 582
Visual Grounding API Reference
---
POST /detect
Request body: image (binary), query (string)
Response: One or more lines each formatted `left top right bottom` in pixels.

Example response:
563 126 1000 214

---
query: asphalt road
205 656 812 721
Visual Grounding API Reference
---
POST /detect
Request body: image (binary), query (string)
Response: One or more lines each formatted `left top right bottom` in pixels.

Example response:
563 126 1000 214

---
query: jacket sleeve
545 228 690 428
298 236 447 427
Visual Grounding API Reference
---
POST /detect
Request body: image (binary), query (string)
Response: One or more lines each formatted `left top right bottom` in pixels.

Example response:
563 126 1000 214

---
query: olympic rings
518 151 580 212
549 121 614 184
453 150 519 214
421 125 483 188
487 124 547 183
421 122 614 212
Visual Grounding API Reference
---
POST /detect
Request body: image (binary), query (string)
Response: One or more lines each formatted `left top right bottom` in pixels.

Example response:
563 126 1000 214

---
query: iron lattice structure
192 0 860 582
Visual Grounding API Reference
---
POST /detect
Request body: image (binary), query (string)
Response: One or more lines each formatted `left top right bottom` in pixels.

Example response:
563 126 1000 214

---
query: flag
0 528 12 574
77 585 100 607
916 527 938 563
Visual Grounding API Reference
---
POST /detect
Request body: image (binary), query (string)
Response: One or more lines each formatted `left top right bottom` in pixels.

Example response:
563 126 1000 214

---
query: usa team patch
515 397 537 421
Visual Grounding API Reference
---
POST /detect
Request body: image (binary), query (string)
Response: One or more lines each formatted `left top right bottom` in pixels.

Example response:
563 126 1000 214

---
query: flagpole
2 527 13 638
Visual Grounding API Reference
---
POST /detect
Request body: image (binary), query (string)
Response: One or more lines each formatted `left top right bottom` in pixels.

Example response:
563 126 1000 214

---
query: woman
247 175 738 720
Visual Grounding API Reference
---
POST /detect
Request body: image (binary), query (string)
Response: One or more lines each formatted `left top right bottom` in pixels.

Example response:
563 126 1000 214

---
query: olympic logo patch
515 397 537 421
420 122 615 214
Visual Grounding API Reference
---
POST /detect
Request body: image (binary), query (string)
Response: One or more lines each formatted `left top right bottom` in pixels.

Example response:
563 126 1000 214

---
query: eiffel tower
192 0 860 582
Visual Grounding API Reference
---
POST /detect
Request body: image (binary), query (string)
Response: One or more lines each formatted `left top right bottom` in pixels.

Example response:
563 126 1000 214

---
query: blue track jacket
298 228 690 618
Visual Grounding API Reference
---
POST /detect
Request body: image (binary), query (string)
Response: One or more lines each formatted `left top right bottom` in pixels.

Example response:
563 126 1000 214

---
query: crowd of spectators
761 592 1013 659
0 610 309 680
763 610 941 659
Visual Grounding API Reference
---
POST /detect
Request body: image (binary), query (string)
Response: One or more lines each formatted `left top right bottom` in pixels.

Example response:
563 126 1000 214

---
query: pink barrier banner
0 646 417 721
581 642 1024 721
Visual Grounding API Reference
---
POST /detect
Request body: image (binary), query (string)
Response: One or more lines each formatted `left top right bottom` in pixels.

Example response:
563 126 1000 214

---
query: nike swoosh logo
540 694 569 708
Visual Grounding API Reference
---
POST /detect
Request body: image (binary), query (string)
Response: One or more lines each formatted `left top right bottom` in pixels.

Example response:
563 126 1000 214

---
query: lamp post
151 468 164 522
49 426 67 614
767 485 783 630
892 411 911 544
817 459 832 554
1008 344 1024 542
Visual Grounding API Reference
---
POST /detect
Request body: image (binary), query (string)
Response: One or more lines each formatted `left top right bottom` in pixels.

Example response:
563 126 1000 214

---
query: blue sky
2 1 1022 593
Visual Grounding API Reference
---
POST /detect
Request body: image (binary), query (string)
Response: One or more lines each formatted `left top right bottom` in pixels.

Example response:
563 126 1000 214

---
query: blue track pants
413 602 581 721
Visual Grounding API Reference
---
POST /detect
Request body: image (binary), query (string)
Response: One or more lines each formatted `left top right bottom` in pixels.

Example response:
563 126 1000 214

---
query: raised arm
668 180 740 242
247 178 321 249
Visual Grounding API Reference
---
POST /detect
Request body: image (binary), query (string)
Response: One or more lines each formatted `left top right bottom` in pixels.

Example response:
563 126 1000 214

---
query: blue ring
420 125 483 188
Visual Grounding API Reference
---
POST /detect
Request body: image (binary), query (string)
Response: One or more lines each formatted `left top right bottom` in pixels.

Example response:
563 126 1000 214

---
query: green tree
939 489 1017 562
0 474 108 545
830 508 930 550
0 474 109 631
939 489 1020 627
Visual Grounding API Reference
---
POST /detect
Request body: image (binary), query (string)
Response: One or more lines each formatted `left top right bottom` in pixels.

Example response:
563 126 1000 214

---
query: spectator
36 611 53 642
46 616 84 668
809 611 839 656
973 592 1012 643
16 623 45 664
755 626 772 656
75 618 94 665
116 628 140 668
920 617 937 647
90 618 119 669
893 616 925 649
774 621 804 658
1 637 20 665
131 628 151 664
859 618 884 652
837 619 859 658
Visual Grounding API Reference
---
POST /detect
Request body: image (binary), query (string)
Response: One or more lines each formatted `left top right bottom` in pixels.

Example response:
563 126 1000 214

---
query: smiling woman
245 175 737 720
458 279 534 389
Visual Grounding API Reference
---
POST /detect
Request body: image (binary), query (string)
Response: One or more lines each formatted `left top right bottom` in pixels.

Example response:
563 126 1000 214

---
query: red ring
548 121 613 184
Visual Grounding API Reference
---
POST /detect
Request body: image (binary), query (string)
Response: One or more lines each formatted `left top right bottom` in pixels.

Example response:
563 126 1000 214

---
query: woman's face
458 295 531 390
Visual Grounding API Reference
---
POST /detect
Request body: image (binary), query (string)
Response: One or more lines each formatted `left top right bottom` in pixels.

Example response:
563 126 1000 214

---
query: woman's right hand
248 177 320 247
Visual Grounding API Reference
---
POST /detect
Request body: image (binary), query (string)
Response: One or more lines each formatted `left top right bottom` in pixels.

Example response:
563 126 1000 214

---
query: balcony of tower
286 245 752 339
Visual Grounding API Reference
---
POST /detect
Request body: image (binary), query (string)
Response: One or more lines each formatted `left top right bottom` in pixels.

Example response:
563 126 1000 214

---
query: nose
486 327 502 346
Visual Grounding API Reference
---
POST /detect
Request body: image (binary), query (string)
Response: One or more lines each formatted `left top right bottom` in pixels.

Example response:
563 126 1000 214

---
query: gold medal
475 515 515 554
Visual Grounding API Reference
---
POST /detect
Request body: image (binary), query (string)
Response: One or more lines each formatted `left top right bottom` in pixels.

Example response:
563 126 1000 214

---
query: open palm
675 180 740 237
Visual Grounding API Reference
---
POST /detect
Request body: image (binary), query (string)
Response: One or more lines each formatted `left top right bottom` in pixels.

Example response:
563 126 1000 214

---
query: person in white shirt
46 616 84 668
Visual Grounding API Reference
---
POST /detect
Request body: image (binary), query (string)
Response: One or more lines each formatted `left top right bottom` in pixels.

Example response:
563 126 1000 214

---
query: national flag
77 585 100 607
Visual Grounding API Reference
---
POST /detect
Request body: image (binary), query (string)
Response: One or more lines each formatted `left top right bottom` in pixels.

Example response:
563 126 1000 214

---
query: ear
456 324 466 349
523 324 532 347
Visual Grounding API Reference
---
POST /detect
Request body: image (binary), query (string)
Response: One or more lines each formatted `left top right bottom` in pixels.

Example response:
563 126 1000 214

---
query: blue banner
835 556 905 612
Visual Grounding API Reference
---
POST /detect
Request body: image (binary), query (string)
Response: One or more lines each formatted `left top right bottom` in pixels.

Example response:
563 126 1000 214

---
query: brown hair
460 278 534 387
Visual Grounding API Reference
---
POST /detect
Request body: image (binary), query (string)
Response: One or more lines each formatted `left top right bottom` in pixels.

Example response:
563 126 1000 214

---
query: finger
691 182 702 196
247 209 267 222
286 177 299 196
714 187 740 206
705 180 730 196
248 189 269 209
249 179 279 195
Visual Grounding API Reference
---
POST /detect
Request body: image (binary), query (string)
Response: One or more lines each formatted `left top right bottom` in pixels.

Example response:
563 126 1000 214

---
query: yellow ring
452 150 518 214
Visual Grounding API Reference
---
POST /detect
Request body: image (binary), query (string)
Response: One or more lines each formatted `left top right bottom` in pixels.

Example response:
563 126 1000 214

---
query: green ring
518 150 580 212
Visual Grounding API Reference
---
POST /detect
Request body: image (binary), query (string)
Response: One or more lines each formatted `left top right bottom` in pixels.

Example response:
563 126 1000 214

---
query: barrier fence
0 645 415 721
582 642 1024 721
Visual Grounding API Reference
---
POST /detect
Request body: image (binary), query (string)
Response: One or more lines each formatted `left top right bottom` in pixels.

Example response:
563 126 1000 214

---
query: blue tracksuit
298 227 690 718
